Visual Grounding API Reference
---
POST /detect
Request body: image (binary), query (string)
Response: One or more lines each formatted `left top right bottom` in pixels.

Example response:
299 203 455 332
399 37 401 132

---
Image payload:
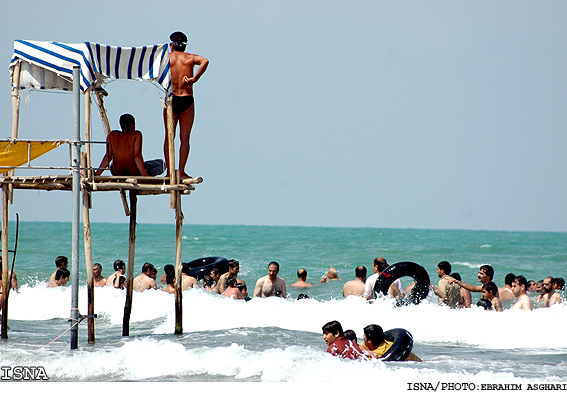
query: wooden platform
0 175 203 195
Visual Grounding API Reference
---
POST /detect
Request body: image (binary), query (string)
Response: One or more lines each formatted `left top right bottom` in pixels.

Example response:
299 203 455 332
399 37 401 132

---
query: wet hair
355 265 367 279
170 31 187 51
227 259 240 270
437 261 451 275
297 268 307 279
211 266 222 277
165 270 175 285
142 262 155 274
55 267 70 281
269 261 280 272
236 283 247 292
553 277 565 290
363 324 385 347
93 262 102 270
480 265 494 279
227 276 237 288
504 273 516 286
202 276 214 288
114 260 125 271
297 293 309 300
477 298 492 310
482 281 498 296
164 264 174 274
514 275 528 291
119 113 135 130
373 257 388 272
344 329 357 343
322 320 344 337
450 272 462 281
55 256 68 268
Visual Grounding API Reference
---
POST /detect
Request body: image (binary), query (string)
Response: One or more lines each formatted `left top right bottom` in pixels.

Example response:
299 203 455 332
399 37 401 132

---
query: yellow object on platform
0 141 62 172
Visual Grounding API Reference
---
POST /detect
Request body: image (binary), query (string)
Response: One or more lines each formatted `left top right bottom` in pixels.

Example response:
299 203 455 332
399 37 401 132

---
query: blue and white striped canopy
9 40 172 94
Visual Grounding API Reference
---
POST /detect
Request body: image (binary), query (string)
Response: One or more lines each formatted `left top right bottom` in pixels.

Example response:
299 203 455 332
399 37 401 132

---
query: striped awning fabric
9 40 171 94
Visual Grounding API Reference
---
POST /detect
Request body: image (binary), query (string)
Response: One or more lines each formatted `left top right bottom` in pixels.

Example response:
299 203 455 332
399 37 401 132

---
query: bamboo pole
1 184 9 339
123 190 137 337
174 172 184 335
81 153 95 343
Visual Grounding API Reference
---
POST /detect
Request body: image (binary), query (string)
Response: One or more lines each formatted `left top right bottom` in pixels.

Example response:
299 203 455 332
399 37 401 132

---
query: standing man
444 264 495 294
290 268 312 288
165 31 209 179
133 263 157 292
217 259 244 294
342 265 367 298
92 263 107 287
511 275 532 311
431 261 460 308
253 261 287 298
540 277 563 307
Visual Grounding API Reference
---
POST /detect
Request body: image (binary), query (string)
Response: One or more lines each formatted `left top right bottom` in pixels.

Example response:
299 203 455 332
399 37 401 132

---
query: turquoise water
1 222 566 387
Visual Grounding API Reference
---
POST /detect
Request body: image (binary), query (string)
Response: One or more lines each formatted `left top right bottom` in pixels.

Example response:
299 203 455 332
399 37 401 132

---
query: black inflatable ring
374 261 430 305
184 257 229 280
382 328 414 361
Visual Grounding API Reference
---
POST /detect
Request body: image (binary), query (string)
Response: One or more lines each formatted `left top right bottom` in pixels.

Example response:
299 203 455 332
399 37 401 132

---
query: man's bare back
342 280 365 298
96 114 148 177
169 51 208 97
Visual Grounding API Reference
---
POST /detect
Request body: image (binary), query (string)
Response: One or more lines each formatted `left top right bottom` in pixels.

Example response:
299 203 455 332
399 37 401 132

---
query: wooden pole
123 190 137 337
84 88 93 181
1 184 9 339
94 90 112 137
174 172 184 335
166 99 177 208
81 153 95 344
7 60 21 204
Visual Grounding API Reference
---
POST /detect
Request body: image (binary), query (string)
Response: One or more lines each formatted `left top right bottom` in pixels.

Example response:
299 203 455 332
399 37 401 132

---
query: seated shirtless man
96 113 165 177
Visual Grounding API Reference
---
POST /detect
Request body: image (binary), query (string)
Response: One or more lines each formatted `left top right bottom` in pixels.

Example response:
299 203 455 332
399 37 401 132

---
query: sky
0 1 566 232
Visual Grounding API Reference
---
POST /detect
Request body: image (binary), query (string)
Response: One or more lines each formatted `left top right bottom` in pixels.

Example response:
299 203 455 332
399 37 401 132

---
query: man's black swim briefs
172 95 194 115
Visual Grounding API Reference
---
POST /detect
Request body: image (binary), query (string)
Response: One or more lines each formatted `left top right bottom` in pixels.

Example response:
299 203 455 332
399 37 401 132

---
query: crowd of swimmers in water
1 255 563 313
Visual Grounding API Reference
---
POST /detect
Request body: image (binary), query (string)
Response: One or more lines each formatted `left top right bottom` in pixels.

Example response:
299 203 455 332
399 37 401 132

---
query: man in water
253 261 287 298
92 263 107 287
444 264 495 294
107 260 126 289
222 277 245 299
47 268 70 288
322 320 363 360
290 268 312 288
511 275 531 311
342 265 367 298
431 261 460 308
320 268 339 283
498 273 516 302
363 257 401 300
481 282 502 311
540 277 563 307
181 262 199 290
217 259 244 294
96 114 165 177
133 263 157 292
49 256 68 282
164 31 209 178
359 324 421 361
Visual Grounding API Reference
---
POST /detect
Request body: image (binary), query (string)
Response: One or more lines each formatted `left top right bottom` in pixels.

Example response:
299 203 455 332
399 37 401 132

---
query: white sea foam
9 284 565 351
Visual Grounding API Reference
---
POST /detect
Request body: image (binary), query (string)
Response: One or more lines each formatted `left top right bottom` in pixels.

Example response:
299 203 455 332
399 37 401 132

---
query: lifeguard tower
1 39 200 348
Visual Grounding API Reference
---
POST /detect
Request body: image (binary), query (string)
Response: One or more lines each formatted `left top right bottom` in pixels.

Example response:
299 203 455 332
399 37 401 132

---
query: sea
1 221 566 394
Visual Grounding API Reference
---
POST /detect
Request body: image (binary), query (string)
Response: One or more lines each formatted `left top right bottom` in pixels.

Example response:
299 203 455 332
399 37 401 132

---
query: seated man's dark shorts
144 159 166 176
172 95 194 115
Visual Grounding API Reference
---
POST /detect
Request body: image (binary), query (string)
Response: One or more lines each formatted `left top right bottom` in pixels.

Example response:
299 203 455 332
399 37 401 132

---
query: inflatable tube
184 257 229 280
374 261 430 306
381 328 414 362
